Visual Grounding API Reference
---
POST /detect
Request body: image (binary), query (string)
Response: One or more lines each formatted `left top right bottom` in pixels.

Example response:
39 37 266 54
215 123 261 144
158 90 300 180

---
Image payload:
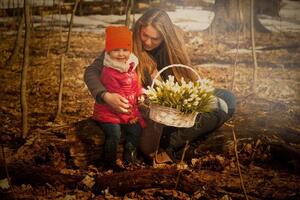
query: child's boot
124 147 137 165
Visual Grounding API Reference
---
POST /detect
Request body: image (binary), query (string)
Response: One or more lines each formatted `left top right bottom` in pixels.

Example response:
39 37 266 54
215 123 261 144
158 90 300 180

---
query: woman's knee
214 88 236 115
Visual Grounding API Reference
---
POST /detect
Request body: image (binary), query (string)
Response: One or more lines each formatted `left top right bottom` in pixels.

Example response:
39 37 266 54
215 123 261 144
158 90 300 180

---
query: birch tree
55 0 80 120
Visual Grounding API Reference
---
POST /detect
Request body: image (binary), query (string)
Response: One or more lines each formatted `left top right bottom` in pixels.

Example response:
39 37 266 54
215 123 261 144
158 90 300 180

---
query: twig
229 124 249 200
153 123 163 166
66 0 80 53
249 139 261 166
1 144 16 200
236 92 255 106
250 0 258 93
173 140 189 200
55 54 65 120
231 0 241 91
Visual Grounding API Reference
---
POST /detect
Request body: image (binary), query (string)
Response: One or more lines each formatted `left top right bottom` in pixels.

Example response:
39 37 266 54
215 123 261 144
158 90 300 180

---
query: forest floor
0 28 300 199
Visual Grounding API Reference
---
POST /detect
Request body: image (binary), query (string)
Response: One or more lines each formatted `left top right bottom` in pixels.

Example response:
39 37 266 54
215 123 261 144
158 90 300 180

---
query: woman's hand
138 94 145 104
102 92 131 113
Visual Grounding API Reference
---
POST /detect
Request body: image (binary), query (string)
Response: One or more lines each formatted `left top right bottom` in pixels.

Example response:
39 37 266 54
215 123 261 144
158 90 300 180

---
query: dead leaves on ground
0 29 300 199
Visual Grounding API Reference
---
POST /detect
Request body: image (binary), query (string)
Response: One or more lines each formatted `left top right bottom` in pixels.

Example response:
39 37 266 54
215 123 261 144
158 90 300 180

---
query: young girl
93 26 145 170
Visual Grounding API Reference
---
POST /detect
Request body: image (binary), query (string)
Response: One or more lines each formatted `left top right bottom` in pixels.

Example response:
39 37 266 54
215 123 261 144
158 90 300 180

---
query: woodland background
0 0 300 199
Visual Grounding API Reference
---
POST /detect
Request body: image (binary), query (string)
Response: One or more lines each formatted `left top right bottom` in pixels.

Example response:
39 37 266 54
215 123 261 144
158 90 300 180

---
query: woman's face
140 25 163 51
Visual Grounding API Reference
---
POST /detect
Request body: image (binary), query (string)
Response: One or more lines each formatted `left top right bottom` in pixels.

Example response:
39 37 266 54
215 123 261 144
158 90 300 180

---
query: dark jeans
160 88 236 152
97 122 141 165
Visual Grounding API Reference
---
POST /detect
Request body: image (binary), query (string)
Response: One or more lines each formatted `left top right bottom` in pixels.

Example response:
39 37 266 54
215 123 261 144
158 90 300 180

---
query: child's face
108 48 130 63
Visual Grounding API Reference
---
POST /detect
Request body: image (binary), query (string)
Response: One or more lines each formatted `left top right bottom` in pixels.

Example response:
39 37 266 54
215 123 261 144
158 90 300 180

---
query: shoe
154 151 173 164
124 148 137 164
102 163 124 172
165 147 178 162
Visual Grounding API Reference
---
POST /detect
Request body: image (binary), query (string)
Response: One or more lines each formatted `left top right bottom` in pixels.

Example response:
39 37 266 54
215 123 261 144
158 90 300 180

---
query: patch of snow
259 15 300 33
195 64 231 68
280 0 300 21
1 0 300 33
167 7 214 31
227 49 264 54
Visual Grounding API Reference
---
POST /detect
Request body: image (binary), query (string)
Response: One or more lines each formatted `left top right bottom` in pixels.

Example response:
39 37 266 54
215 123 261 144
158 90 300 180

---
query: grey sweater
84 52 106 99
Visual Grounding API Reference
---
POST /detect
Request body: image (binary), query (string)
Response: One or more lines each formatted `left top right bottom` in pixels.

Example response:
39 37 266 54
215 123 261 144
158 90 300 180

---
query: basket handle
150 64 201 88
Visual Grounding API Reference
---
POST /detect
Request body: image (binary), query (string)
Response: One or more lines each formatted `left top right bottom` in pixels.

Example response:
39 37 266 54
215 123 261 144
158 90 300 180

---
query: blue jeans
160 88 236 152
97 122 141 165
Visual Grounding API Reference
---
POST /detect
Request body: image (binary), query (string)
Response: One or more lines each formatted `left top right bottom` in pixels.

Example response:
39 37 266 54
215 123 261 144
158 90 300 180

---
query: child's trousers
97 122 141 166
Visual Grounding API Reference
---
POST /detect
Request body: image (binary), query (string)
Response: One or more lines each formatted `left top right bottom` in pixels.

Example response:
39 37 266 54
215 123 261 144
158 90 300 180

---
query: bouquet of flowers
145 73 215 127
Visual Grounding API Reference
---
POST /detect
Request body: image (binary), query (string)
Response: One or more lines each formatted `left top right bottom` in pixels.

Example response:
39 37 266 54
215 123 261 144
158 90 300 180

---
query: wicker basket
149 64 200 128
149 104 198 128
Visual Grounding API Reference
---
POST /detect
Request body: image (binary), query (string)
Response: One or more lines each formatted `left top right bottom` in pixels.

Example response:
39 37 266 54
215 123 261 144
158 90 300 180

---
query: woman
84 8 236 162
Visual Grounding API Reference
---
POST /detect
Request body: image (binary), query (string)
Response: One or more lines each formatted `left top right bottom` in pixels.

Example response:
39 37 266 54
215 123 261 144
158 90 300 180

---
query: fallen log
1 161 82 186
3 115 300 172
92 168 239 195
1 162 237 196
1 158 300 200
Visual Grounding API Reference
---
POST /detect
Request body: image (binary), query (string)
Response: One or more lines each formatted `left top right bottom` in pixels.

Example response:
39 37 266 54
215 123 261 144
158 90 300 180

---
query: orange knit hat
105 26 132 52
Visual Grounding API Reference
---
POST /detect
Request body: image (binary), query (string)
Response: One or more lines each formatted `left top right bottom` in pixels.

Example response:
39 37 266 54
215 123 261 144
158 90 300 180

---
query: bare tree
66 0 80 53
125 0 134 28
78 0 84 16
251 0 258 93
58 0 62 41
56 0 80 120
6 13 24 69
208 0 276 34
21 0 31 138
56 55 64 119
231 0 241 91
210 0 263 93
46 0 56 57
41 0 46 31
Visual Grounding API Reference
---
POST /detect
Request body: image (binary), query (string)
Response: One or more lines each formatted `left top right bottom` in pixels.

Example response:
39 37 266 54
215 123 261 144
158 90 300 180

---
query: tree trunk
46 7 55 57
6 13 24 68
78 0 84 16
20 0 30 138
250 0 258 93
66 0 80 54
125 0 132 27
109 0 113 14
209 0 269 34
55 54 65 119
58 0 62 42
256 0 281 17
55 0 79 120
41 0 45 31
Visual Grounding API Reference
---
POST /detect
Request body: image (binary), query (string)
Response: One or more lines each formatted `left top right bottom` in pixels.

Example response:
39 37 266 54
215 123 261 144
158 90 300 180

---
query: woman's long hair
133 8 198 85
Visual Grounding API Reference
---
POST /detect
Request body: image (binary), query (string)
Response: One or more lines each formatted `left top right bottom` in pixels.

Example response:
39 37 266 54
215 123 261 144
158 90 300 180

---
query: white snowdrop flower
187 97 194 102
187 82 193 89
154 79 162 87
168 75 175 84
173 84 180 93
181 77 187 87
193 101 199 106
191 94 198 99
145 72 214 114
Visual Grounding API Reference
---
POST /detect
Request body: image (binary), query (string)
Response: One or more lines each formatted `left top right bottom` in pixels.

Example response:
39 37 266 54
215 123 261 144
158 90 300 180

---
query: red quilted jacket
93 53 145 127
